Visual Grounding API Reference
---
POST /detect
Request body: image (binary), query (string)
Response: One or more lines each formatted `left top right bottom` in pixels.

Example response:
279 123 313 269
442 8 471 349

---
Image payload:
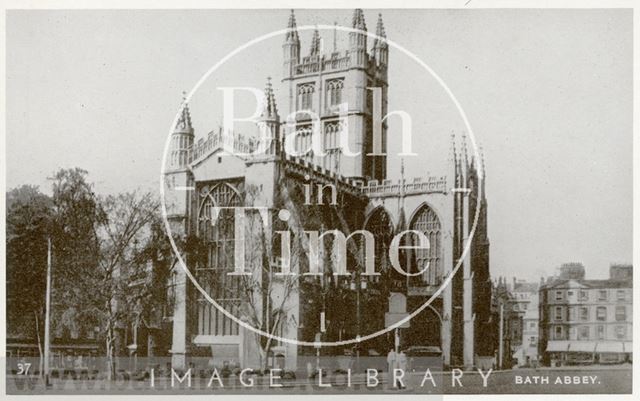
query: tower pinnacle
174 93 193 134
373 13 387 46
283 9 301 78
352 8 367 31
261 77 279 121
285 9 299 42
372 13 388 66
309 27 321 56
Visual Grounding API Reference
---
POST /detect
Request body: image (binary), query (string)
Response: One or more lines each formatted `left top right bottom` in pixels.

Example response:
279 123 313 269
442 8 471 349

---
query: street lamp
349 272 368 369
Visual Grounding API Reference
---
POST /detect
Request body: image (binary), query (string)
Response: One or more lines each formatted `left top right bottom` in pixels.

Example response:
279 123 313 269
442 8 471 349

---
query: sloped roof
543 278 631 290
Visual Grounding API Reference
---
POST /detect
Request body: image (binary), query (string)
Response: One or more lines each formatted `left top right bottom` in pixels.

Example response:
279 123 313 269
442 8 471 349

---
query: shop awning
568 342 596 352
546 341 571 352
595 342 624 353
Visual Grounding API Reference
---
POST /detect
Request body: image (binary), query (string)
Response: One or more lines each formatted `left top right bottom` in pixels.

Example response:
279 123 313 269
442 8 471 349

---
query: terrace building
539 263 632 366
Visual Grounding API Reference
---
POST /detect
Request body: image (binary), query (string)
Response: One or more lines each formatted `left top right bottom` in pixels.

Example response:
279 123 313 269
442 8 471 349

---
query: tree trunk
106 328 116 381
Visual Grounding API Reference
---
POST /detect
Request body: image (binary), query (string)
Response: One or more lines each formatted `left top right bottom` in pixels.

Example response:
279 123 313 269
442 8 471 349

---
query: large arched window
197 183 242 336
364 207 394 282
409 204 442 286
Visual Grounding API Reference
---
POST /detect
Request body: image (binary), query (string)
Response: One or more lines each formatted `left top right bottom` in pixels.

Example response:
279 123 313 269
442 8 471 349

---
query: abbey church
163 9 492 372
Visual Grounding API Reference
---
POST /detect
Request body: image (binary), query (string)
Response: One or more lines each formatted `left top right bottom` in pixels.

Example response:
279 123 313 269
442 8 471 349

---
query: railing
362 176 448 196
189 130 258 162
294 54 351 75
187 133 447 197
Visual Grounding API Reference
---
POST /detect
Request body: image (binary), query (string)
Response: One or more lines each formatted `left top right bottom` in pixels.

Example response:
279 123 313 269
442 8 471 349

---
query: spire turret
258 77 280 156
349 9 368 67
309 27 321 56
352 8 367 31
174 92 194 134
283 9 301 78
372 13 388 66
285 9 299 43
260 77 279 121
169 92 194 170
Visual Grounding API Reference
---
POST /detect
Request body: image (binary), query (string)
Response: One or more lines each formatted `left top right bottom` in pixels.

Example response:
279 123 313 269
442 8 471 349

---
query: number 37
17 363 31 375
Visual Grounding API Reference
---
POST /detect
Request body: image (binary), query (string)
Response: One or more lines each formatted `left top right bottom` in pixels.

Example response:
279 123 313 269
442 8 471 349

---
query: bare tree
236 184 301 372
92 191 159 380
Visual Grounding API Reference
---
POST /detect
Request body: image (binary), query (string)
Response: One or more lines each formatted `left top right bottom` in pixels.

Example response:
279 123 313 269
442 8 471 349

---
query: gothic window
409 204 442 286
326 79 344 109
364 208 394 283
197 183 242 336
297 83 315 111
295 125 313 160
323 121 342 171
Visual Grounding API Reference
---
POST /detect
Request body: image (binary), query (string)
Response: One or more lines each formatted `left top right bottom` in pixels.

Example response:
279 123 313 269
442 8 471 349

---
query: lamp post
349 271 368 369
43 238 52 387
499 301 504 370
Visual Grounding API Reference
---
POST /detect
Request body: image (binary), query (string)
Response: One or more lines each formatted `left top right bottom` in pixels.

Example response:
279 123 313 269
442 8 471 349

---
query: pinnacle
286 9 299 42
261 77 278 120
352 9 367 30
175 92 192 133
309 27 321 55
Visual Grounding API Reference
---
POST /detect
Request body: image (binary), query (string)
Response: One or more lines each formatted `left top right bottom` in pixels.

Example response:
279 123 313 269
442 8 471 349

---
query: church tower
281 9 389 182
164 95 194 371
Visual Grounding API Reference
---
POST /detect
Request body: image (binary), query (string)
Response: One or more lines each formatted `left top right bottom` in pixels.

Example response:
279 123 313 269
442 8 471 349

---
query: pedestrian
397 350 407 389
386 347 397 388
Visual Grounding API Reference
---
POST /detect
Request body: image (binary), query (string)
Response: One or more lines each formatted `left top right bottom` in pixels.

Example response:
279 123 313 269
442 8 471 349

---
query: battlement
292 50 387 77
363 176 448 197
294 52 352 75
189 130 259 163
283 154 447 199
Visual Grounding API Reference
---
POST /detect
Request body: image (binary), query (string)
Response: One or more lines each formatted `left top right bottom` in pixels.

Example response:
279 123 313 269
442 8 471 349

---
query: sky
5 8 633 282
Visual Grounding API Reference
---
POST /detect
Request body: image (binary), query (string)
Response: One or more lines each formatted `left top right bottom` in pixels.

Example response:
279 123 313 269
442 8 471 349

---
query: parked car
403 346 444 372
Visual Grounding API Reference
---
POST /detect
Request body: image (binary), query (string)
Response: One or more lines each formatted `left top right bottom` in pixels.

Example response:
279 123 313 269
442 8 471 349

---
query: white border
1 1 637 401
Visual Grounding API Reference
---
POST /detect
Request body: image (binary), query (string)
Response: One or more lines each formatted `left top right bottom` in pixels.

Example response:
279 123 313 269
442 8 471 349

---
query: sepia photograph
1 1 637 398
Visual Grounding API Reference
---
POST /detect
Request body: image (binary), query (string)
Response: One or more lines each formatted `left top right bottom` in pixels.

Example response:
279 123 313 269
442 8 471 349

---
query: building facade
164 9 492 372
539 263 633 366
510 279 539 367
